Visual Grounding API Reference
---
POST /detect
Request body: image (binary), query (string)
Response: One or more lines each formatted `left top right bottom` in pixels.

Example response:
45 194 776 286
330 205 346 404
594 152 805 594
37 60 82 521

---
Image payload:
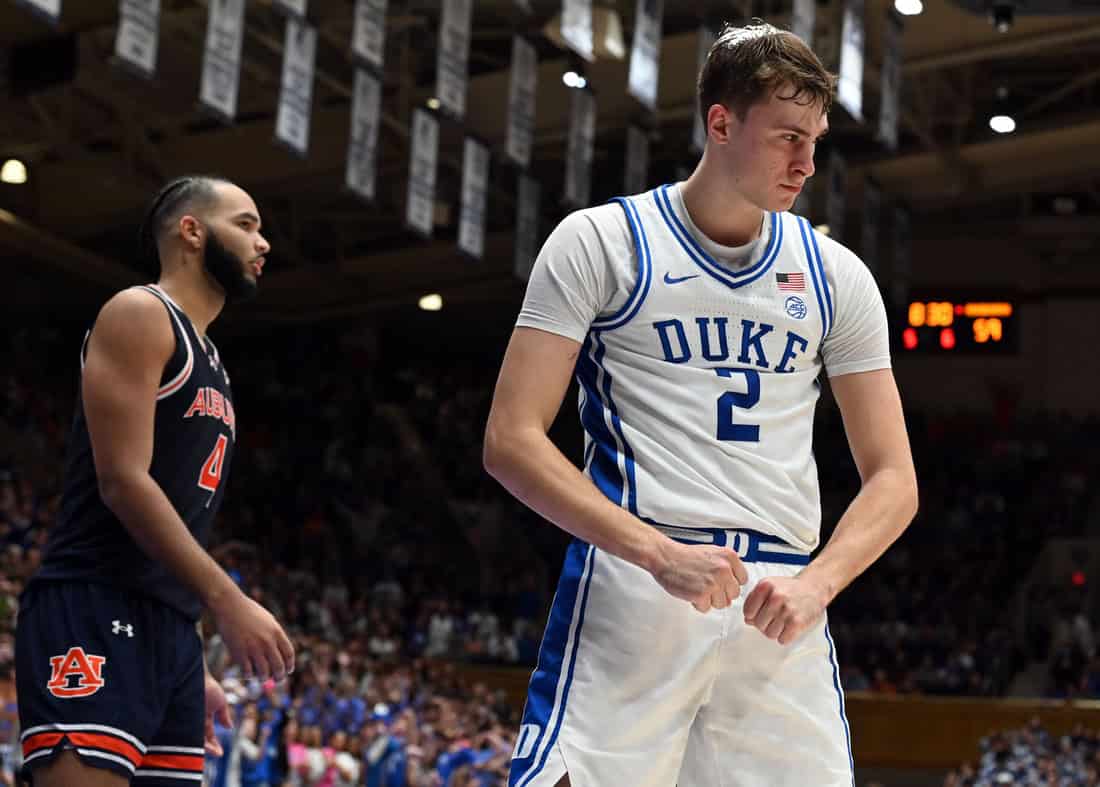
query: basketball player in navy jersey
487 21 918 787
14 175 295 787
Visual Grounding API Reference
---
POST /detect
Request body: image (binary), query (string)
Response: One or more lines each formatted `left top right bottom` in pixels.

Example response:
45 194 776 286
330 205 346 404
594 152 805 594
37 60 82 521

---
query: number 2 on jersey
715 368 761 442
198 434 229 493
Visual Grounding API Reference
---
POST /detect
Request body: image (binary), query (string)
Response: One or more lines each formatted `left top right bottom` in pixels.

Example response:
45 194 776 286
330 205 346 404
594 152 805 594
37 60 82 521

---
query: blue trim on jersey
576 335 626 506
510 541 595 787
825 623 855 785
653 184 782 290
575 333 639 515
591 196 653 330
797 217 831 339
805 220 835 336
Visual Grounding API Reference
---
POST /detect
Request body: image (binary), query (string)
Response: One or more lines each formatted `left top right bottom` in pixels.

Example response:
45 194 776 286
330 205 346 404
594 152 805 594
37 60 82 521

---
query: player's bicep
82 291 174 489
829 368 915 485
486 326 581 438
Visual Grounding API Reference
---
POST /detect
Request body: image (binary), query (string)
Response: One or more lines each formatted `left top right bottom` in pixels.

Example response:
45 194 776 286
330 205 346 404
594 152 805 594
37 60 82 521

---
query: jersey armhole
590 196 653 332
132 285 195 400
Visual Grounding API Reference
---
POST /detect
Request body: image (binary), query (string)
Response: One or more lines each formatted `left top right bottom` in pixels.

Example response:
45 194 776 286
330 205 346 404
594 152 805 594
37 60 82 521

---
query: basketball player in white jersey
484 20 918 787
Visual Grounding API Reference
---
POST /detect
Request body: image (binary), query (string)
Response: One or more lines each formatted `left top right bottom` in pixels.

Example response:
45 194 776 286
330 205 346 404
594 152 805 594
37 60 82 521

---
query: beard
204 228 258 303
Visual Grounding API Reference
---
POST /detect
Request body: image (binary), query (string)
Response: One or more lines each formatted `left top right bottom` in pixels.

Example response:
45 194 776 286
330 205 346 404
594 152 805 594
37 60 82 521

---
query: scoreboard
897 297 1019 354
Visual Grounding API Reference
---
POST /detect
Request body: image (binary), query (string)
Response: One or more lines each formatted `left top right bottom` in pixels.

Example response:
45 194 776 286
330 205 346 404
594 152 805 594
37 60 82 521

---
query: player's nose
256 233 271 256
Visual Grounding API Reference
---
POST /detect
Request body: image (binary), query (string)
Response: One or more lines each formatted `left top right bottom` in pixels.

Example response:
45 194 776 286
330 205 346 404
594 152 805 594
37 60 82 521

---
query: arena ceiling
2 0 1100 323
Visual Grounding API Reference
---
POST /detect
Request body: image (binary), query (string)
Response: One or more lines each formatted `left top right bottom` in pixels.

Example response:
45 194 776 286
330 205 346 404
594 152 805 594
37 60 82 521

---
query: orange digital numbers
972 317 1003 343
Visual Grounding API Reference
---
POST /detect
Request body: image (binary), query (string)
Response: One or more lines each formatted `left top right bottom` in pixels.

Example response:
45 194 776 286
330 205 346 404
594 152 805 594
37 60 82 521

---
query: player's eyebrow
233 211 262 228
777 124 829 139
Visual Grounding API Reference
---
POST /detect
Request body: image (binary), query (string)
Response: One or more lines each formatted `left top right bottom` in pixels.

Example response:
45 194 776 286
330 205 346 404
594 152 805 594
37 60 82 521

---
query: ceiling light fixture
418 293 443 311
894 0 923 15
1 159 27 185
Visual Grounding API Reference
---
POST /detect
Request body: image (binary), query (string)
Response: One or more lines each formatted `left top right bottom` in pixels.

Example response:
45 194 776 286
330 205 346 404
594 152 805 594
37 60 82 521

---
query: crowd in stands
2 319 1100 784
944 719 1100 786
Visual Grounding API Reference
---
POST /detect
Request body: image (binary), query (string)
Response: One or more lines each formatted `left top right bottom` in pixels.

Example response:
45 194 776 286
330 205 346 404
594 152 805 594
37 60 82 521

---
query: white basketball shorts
508 527 854 787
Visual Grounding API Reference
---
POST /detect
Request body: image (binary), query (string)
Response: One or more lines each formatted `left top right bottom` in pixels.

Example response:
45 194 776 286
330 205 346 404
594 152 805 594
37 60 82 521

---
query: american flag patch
776 272 805 291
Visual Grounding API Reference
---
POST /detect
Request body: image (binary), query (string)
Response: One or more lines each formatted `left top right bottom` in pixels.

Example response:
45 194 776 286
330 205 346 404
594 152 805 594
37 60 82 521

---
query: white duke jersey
517 183 890 550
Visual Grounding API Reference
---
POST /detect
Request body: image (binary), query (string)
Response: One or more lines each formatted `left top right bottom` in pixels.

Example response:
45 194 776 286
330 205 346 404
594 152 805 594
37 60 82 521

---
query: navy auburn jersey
33 284 236 620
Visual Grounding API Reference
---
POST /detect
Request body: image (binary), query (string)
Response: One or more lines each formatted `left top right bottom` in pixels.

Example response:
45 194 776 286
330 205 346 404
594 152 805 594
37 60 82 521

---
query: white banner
407 108 440 237
352 0 388 70
515 0 531 12
564 89 596 207
436 0 473 119
275 19 317 157
861 178 881 277
827 150 847 242
199 0 246 122
791 0 815 46
514 175 540 281
273 0 307 16
561 0 594 62
837 0 865 121
691 27 716 153
505 36 537 169
879 11 903 151
14 0 60 25
625 125 648 195
458 138 490 259
115 0 160 78
892 205 911 308
345 68 383 202
627 0 663 112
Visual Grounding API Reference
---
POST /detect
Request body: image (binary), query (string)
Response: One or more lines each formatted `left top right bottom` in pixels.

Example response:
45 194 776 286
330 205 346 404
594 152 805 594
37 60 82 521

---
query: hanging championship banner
199 0 246 122
275 19 317 157
791 0 815 45
879 11 903 151
561 0 594 62
892 205 911 309
564 88 596 207
352 0 388 70
625 125 648 195
514 174 540 281
345 68 382 202
837 0 865 121
407 108 439 237
862 178 881 277
691 27 716 154
627 0 663 112
115 0 160 79
506 36 537 169
273 0 306 16
436 0 473 119
458 138 490 259
515 0 531 12
827 150 847 242
14 0 60 26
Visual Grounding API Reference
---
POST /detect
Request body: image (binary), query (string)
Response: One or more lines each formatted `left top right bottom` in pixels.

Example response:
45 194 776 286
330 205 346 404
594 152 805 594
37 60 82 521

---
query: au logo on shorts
46 647 107 698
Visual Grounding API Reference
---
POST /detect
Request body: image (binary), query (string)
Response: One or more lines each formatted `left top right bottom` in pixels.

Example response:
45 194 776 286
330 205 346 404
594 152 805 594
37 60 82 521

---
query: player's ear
179 215 204 251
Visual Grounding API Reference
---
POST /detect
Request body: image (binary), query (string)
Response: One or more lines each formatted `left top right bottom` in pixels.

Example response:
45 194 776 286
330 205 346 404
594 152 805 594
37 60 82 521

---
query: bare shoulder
89 287 175 363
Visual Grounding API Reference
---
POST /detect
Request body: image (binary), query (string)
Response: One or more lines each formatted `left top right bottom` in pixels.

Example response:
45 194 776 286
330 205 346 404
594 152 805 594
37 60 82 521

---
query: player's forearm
484 423 668 572
99 472 240 609
799 466 918 604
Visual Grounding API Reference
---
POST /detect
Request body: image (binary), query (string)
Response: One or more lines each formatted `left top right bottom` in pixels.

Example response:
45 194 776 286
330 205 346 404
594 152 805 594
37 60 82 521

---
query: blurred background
2 0 1100 785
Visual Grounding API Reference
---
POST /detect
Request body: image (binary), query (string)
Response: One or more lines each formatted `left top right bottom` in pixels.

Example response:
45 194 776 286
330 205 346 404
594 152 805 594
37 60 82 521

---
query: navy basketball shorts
15 581 205 785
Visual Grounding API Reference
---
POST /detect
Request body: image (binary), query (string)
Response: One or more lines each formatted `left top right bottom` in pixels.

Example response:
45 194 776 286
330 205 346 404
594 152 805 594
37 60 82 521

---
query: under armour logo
112 620 134 638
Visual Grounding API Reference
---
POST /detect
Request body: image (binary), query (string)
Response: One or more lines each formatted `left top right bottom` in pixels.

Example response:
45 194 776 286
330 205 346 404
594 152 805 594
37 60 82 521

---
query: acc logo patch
46 647 106 698
785 295 808 320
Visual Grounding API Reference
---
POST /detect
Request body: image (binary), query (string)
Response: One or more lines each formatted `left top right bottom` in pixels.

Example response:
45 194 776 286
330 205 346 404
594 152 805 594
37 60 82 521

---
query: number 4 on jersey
198 434 229 493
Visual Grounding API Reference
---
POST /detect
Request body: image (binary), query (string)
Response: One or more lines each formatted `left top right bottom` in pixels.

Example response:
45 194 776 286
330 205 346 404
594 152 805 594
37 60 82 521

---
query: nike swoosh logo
664 272 700 285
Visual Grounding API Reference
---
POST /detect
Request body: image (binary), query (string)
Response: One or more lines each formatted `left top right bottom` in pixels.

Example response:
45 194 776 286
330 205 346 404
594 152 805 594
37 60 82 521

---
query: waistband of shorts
647 521 811 566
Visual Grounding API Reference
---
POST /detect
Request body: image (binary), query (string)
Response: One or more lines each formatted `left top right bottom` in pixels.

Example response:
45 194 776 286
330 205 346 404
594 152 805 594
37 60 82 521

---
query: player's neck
154 271 225 338
680 158 765 248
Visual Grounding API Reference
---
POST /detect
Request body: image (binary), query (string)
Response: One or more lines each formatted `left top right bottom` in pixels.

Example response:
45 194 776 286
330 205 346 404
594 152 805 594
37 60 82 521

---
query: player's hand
203 671 231 757
742 575 828 645
648 539 749 613
211 589 295 681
